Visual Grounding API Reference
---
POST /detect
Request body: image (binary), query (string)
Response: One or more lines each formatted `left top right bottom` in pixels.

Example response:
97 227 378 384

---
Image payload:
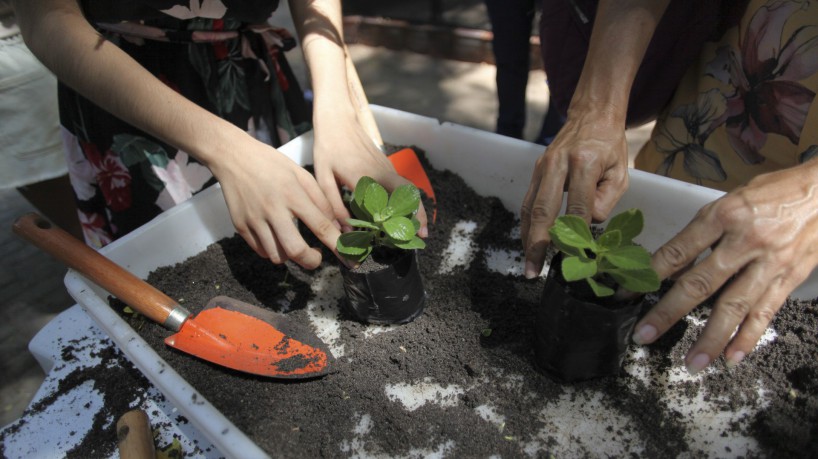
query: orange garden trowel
389 147 437 223
13 213 333 379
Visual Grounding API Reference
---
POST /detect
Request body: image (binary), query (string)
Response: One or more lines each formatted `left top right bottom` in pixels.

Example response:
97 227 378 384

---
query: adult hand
633 161 818 374
210 136 341 270
521 111 630 278
312 115 429 236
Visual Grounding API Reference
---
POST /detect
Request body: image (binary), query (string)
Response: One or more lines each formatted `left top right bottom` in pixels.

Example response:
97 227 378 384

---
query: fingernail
524 261 539 279
632 324 657 345
686 353 710 375
726 351 745 369
419 226 428 238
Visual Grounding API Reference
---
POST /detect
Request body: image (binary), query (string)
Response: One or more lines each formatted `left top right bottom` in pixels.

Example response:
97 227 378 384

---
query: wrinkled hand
210 137 341 270
633 162 818 374
312 116 428 236
521 112 629 278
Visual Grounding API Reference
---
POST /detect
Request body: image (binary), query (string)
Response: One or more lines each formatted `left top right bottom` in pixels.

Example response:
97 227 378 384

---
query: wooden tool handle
13 212 183 329
116 409 156 459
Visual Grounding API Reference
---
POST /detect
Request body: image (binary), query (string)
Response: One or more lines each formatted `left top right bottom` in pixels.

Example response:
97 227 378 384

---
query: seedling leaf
603 245 652 270
388 184 421 217
605 208 643 244
597 229 622 250
607 268 660 293
373 206 394 223
346 218 379 230
350 197 371 221
353 176 377 210
549 215 596 250
363 181 388 216
561 255 597 282
586 277 615 297
337 231 374 256
383 216 416 242
394 236 426 250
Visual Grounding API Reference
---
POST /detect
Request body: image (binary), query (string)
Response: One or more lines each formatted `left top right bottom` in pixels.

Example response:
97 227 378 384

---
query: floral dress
634 0 818 191
62 0 311 247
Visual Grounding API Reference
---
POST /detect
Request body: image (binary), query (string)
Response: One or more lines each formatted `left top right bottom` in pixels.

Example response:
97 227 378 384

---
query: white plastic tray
62 105 818 458
3 305 220 458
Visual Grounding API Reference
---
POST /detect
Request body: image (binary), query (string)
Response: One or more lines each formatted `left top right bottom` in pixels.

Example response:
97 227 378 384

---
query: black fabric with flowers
60 1 310 247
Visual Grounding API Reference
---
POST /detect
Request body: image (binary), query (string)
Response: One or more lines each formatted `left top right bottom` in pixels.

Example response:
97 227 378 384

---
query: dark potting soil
351 247 402 274
0 332 207 459
99 149 818 458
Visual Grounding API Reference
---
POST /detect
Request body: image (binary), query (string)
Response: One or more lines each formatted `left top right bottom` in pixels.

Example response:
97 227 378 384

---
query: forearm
569 0 670 126
12 0 243 169
288 0 360 125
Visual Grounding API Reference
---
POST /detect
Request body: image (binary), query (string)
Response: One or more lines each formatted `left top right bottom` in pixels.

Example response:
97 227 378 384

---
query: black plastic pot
340 249 426 324
534 253 644 382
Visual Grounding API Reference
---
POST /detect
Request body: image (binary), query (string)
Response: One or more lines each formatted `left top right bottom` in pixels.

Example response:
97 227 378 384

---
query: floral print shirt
62 0 310 247
635 0 818 191
80 0 278 23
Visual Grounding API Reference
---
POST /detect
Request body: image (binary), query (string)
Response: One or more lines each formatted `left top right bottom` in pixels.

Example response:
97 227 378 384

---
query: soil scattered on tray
0 336 154 458
101 149 818 457
0 330 219 458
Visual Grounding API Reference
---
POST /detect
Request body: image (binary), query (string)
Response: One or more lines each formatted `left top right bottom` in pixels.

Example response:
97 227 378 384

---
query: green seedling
122 305 146 331
548 208 660 298
336 176 426 263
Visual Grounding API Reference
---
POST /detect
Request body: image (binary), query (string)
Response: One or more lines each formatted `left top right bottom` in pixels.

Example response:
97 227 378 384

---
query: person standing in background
0 0 82 239
484 0 564 145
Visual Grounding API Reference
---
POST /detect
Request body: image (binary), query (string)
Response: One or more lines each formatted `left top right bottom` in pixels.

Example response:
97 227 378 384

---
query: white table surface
0 304 222 459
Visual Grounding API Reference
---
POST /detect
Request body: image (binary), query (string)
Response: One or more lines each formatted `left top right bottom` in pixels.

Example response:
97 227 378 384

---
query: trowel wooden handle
13 213 185 329
116 409 156 459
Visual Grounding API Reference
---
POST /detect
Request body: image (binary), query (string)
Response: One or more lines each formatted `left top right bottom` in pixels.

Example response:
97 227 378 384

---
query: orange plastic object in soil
164 307 330 378
389 147 437 223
